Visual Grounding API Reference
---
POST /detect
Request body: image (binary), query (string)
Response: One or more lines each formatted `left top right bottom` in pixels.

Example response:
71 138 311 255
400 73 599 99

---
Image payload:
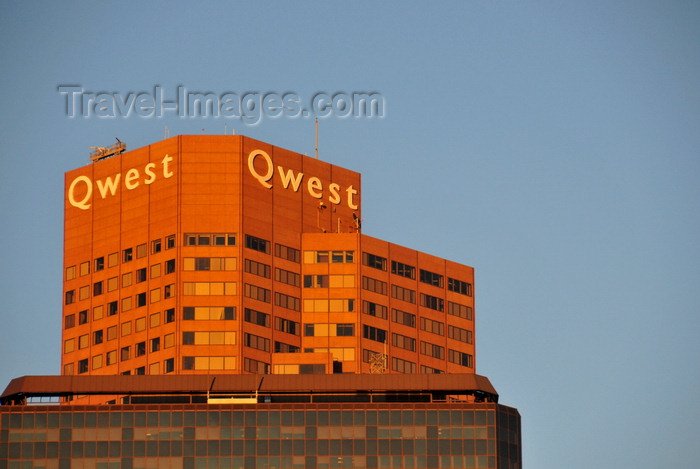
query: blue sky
1 1 698 467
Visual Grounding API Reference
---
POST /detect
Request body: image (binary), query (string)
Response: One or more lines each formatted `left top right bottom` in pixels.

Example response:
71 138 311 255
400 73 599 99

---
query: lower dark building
0 374 521 469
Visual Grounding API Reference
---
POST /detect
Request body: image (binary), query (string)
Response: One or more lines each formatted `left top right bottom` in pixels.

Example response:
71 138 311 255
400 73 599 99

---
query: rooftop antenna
314 117 319 159
164 126 169 139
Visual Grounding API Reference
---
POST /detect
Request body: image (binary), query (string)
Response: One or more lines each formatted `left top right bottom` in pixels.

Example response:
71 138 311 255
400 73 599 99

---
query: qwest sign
67 155 174 210
247 150 359 209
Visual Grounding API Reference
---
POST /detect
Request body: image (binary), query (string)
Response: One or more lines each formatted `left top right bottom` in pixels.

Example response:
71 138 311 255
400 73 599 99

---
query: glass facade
0 403 520 469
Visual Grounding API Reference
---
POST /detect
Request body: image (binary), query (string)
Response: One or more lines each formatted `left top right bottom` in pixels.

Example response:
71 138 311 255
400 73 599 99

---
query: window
64 314 75 330
122 272 132 287
275 243 301 263
274 342 299 353
107 326 117 341
392 333 416 351
183 306 235 320
304 274 328 288
448 349 473 368
121 321 132 337
362 300 388 319
107 277 118 292
245 234 270 254
185 233 236 246
79 285 90 300
420 293 444 312
150 312 161 328
78 334 89 349
165 308 175 323
151 263 161 278
93 281 103 296
93 305 103 321
78 359 89 374
420 341 444 359
151 337 160 352
275 268 300 287
164 284 175 298
363 325 387 343
122 296 132 311
392 309 416 327
65 290 75 305
243 358 269 374
63 338 74 353
165 235 175 249
448 277 473 296
136 292 147 307
152 239 162 254
391 284 416 303
136 341 146 357
123 248 133 263
303 250 354 264
336 324 354 336
245 259 270 278
108 252 119 267
448 325 473 344
391 261 415 279
392 357 416 373
274 317 299 335
135 367 145 375
244 308 270 327
244 284 270 303
275 292 301 311
120 346 130 361
108 301 118 316
106 350 117 366
135 317 146 332
447 301 473 320
80 261 90 276
165 259 176 274
362 252 387 271
136 243 147 259
419 269 443 287
183 282 236 296
78 309 89 325
149 362 160 375
244 333 270 352
420 317 444 336
150 288 161 303
94 257 105 271
164 358 174 373
93 329 103 345
136 268 147 283
362 276 387 295
421 365 443 374
66 265 76 280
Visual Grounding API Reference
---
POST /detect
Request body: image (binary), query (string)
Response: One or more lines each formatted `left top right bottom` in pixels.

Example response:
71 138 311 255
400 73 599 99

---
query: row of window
362 347 473 370
65 308 175 330
65 341 176 375
304 250 355 264
65 235 176 281
65 262 175 305
303 324 354 337
184 233 237 247
362 252 473 297
304 274 355 288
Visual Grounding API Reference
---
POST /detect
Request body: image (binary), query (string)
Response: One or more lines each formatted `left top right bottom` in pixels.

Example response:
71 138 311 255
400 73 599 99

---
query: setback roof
1 374 497 404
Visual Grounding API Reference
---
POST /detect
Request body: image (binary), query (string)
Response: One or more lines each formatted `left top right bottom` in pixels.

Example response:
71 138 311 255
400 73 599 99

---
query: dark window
245 259 271 278
448 277 473 296
108 301 118 316
152 239 162 254
420 317 444 336
120 346 130 362
151 337 161 352
274 292 300 311
94 257 105 271
244 284 271 303
165 259 175 274
244 308 270 327
420 341 444 359
391 333 416 351
136 268 147 283
337 324 354 336
275 243 300 263
165 308 175 323
78 309 89 325
391 285 416 303
448 325 473 344
362 300 388 319
245 234 270 254
274 342 299 353
419 269 443 287
136 342 146 357
362 252 387 271
274 317 300 335
448 349 473 368
164 358 174 373
304 275 328 288
243 358 270 374
65 290 75 305
93 330 103 345
165 235 175 249
245 333 271 352
93 281 104 296
362 276 387 295
136 292 147 307
363 325 387 343
64 314 75 329
420 293 444 312
123 248 133 263
275 268 300 287
392 309 416 327
447 301 473 320
78 359 89 374
391 261 416 279
391 357 416 373
135 367 145 375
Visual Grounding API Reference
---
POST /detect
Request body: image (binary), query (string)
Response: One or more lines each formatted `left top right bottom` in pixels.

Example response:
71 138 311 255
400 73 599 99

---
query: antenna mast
314 118 319 159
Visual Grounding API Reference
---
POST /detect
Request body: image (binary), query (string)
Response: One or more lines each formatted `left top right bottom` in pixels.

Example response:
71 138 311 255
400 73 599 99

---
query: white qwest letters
68 154 174 210
247 150 359 209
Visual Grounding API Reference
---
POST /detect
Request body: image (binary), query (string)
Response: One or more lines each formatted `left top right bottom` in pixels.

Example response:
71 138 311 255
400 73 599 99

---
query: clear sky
1 1 698 467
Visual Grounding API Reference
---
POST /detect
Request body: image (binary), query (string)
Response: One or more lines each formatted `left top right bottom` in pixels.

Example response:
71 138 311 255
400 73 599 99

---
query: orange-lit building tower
61 135 476 380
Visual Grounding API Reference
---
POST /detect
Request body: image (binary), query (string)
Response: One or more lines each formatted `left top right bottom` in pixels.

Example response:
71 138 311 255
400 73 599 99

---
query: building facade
61 136 476 380
0 135 521 468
